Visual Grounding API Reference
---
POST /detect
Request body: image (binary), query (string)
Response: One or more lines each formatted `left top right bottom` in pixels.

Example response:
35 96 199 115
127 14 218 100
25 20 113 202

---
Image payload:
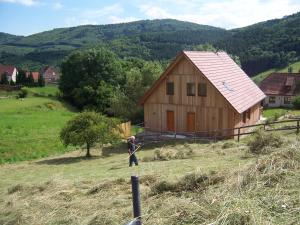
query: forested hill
215 12 300 75
0 12 300 75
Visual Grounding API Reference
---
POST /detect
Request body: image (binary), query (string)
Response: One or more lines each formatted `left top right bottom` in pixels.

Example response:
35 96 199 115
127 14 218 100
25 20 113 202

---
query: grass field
0 92 75 163
24 85 59 97
263 108 300 120
252 60 300 84
0 131 299 225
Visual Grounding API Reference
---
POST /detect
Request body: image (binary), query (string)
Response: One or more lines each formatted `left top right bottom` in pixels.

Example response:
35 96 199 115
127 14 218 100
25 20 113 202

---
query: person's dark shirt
128 141 136 153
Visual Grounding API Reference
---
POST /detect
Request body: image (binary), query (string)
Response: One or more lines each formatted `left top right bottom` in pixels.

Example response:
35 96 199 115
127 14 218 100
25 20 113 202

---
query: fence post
297 120 300 134
237 128 240 142
131 176 142 225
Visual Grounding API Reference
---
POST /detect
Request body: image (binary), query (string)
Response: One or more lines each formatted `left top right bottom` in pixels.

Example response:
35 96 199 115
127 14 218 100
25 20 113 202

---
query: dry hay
1 140 300 225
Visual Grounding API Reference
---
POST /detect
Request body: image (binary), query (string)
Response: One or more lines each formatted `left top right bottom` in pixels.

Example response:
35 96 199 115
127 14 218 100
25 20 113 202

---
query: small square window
166 82 174 95
187 83 195 96
247 108 251 120
242 112 247 123
198 83 207 97
269 96 276 104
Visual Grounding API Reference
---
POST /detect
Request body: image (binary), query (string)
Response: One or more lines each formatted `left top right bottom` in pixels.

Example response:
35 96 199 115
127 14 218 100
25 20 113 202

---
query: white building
260 73 300 108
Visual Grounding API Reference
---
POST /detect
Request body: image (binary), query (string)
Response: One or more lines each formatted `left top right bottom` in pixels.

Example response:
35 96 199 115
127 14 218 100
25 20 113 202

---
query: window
242 112 247 123
198 83 207 97
187 83 195 96
284 96 291 104
247 108 251 120
166 82 174 95
269 96 276 104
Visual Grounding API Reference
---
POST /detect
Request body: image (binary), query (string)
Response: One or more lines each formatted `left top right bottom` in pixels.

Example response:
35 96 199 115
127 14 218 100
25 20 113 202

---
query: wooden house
260 73 300 108
140 51 265 137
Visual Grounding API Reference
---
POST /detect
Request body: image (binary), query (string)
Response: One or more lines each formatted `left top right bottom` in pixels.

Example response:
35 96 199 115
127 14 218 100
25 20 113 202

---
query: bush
17 89 28 98
247 129 284 154
292 95 300 109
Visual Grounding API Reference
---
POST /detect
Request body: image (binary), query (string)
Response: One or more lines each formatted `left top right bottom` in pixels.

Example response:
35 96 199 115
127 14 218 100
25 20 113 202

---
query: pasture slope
0 86 75 163
0 130 300 225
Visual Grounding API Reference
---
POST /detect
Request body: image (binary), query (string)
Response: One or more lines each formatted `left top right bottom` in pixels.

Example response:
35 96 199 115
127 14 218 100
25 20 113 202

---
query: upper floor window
198 83 207 97
187 83 195 96
166 82 174 95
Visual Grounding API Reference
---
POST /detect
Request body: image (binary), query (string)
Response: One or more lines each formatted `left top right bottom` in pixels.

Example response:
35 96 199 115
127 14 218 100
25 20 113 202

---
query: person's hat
130 135 135 140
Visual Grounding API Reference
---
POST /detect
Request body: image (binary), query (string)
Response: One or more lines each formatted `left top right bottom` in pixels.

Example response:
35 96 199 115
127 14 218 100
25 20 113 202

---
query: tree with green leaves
27 72 35 86
60 111 121 157
16 69 27 85
38 74 45 87
0 72 9 85
59 48 124 111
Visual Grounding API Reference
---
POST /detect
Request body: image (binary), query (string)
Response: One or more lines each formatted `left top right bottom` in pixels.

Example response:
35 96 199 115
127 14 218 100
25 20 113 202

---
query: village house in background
140 51 265 137
0 64 18 82
260 73 300 108
26 71 40 82
41 66 60 84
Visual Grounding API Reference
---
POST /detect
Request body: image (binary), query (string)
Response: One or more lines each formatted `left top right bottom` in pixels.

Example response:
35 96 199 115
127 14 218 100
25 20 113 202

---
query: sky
1 0 300 36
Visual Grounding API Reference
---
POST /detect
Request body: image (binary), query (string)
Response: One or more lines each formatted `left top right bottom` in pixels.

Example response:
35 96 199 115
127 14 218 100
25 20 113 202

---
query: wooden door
166 111 175 131
187 112 195 132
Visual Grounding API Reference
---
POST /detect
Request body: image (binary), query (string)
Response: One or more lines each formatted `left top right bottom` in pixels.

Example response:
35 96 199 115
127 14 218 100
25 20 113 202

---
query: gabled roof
260 73 300 96
41 66 59 76
0 65 16 76
140 51 265 114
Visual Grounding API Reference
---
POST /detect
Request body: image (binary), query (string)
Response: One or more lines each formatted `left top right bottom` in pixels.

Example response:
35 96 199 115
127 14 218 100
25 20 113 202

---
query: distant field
0 95 75 163
24 85 59 97
252 60 300 84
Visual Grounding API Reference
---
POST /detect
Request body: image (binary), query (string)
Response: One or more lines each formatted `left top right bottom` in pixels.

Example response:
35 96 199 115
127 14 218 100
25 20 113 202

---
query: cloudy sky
1 0 300 36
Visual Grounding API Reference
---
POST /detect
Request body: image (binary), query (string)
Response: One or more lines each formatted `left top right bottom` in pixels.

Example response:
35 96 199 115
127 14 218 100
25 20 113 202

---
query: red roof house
0 65 18 82
260 73 300 107
26 72 40 82
41 66 60 84
140 51 265 136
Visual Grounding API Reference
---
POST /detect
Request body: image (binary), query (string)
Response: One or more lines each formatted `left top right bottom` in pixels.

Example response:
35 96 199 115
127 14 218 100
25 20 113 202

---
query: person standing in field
128 136 138 167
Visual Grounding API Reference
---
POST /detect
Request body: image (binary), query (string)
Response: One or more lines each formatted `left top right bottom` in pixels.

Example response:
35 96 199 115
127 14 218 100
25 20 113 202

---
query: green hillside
1 12 300 74
0 19 228 70
252 60 300 84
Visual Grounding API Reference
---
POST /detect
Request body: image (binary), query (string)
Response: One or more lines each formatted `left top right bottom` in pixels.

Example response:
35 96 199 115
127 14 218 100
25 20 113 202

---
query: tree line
59 47 164 123
0 70 45 87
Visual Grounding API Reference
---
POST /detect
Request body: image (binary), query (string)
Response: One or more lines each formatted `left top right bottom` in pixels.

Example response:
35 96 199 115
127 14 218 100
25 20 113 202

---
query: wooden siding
143 57 261 136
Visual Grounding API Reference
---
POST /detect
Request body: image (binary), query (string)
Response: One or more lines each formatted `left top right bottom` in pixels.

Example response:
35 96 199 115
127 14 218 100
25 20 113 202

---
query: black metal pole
131 175 141 225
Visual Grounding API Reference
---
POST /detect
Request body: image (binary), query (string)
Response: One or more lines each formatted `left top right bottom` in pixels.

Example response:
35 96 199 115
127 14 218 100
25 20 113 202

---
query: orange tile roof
140 51 265 114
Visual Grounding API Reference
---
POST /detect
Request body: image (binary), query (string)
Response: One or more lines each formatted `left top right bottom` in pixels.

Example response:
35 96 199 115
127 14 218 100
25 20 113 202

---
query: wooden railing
135 119 300 143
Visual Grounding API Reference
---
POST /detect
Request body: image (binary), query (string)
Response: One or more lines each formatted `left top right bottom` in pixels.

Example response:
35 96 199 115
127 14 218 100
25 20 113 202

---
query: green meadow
0 89 75 163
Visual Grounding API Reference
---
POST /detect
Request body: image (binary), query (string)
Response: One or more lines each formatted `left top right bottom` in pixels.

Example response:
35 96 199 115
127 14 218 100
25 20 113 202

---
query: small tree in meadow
38 74 45 87
60 111 121 157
